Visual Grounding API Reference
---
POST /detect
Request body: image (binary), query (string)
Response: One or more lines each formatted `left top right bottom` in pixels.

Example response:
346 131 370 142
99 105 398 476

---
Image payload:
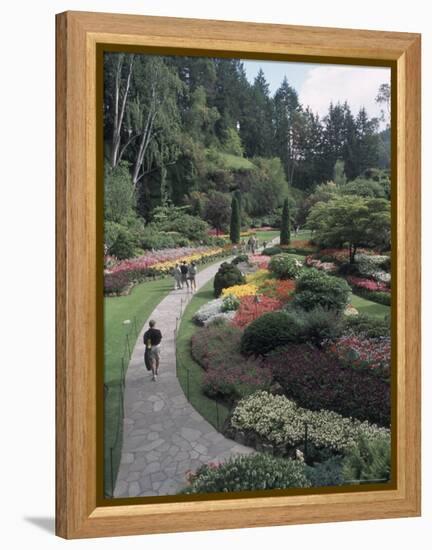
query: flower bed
267 344 390 426
326 335 391 380
232 295 283 328
104 246 228 295
191 324 272 402
305 256 338 273
347 276 390 293
221 283 258 299
182 453 311 494
259 279 296 302
248 254 270 269
229 391 390 458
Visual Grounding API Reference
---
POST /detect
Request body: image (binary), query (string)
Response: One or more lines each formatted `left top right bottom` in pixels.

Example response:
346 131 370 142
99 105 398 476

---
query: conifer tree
280 198 291 245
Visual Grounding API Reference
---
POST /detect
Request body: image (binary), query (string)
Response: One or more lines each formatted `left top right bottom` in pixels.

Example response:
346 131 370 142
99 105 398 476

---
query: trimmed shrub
213 262 245 297
342 433 391 483
344 314 390 338
262 246 283 256
287 306 344 347
231 254 249 265
268 254 302 279
240 311 305 356
293 269 351 312
230 391 390 457
267 344 390 426
181 453 311 494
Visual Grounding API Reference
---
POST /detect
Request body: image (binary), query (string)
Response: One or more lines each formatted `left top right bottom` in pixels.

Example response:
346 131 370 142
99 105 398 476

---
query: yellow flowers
245 269 271 288
222 283 258 298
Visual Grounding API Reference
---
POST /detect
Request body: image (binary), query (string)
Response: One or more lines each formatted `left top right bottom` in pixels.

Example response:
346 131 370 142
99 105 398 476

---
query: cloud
299 65 391 123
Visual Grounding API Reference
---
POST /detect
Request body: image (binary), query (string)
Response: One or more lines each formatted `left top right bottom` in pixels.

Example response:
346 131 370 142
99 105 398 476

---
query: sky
242 59 391 125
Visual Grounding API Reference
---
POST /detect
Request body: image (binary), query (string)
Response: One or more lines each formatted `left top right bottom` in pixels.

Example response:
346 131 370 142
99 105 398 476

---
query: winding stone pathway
114 259 254 498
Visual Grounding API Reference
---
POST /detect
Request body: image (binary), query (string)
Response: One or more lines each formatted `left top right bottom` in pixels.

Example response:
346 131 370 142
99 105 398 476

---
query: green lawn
350 293 391 319
176 278 231 431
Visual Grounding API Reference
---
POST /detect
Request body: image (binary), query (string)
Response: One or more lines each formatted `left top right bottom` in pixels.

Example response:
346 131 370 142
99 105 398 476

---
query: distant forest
104 53 390 230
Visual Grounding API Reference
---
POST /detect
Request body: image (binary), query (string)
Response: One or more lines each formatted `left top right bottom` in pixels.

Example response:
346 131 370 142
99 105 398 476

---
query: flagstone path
114 258 254 498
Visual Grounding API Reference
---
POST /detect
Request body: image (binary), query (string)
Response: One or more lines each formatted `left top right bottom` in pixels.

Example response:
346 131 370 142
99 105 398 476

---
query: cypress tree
280 198 290 245
230 196 241 244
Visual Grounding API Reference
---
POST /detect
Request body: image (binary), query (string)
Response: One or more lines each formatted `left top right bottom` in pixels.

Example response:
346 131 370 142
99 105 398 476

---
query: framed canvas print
56 11 421 539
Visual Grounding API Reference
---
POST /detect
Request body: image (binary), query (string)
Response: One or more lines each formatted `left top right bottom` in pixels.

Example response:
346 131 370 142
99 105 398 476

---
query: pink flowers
347 276 390 293
327 335 391 378
249 254 270 269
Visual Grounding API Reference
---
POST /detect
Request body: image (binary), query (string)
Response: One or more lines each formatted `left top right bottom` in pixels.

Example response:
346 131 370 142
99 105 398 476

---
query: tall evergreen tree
280 198 291 245
230 195 241 244
273 77 302 184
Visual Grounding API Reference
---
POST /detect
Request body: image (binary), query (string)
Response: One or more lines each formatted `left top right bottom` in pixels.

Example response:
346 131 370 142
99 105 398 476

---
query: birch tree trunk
111 54 134 168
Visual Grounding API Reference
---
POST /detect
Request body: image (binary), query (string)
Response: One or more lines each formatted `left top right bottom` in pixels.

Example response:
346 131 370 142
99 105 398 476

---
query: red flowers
260 279 296 302
232 295 283 328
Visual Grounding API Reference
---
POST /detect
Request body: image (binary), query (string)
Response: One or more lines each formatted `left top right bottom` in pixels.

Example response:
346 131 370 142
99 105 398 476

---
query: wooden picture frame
56 10 421 539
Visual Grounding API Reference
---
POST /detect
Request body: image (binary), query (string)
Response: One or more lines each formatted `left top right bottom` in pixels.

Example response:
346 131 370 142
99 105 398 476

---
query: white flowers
231 391 390 454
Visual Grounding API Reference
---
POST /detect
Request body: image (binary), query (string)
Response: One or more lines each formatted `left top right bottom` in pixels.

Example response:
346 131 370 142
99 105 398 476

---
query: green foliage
223 127 244 156
280 198 291 245
213 262 245 297
333 160 347 186
246 157 289 217
262 246 283 256
293 269 351 312
148 205 209 241
109 228 136 260
268 254 301 279
104 162 136 224
306 457 344 487
286 306 344 346
307 195 391 263
182 453 311 494
230 196 241 244
241 310 308 355
203 191 231 234
340 178 386 198
139 227 190 250
231 254 249 265
342 434 391 483
344 313 391 338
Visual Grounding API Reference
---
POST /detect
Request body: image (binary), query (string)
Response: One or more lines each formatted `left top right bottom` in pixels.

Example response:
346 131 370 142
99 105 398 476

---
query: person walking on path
180 261 189 290
143 320 162 381
187 261 197 293
173 263 182 290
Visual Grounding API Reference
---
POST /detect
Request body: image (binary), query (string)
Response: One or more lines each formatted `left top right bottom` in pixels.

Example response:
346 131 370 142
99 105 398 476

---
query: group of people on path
172 260 197 292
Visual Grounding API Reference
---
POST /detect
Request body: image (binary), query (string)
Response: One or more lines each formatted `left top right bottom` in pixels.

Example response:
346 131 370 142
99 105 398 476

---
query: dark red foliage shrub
266 344 390 427
104 271 131 294
191 324 272 402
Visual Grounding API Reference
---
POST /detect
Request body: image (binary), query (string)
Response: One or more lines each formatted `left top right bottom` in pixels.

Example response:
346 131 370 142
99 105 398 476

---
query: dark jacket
143 328 162 347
